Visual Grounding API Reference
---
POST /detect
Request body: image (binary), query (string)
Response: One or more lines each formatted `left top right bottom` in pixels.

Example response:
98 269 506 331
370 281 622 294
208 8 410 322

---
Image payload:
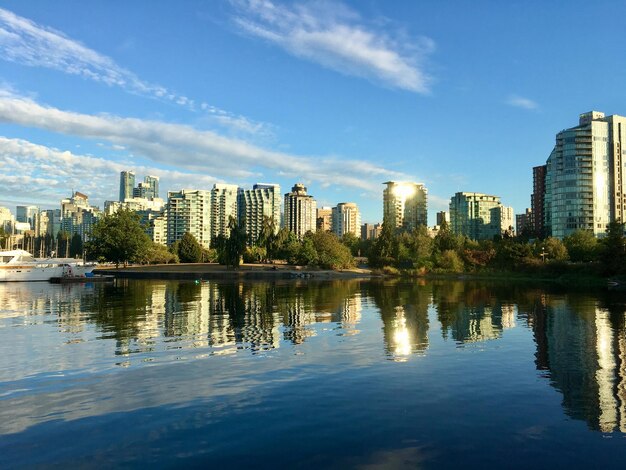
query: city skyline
2 2 626 224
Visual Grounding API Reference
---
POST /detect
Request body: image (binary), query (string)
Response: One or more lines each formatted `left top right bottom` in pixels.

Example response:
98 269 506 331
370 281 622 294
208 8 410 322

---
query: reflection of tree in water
366 281 430 359
526 290 626 433
431 281 517 344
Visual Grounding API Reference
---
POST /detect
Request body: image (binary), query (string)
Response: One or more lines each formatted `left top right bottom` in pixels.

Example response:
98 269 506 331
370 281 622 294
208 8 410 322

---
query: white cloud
0 94 410 195
0 136 222 208
0 7 269 135
231 0 434 93
506 94 538 110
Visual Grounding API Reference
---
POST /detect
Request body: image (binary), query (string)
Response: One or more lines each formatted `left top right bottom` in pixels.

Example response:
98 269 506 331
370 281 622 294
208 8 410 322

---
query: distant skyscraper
531 165 546 237
238 183 281 244
436 211 450 227
211 184 239 239
16 205 39 229
133 182 151 199
284 183 316 239
166 189 211 248
144 175 160 199
332 202 361 238
516 208 533 236
383 181 428 230
543 111 626 238
119 170 136 201
449 192 510 240
60 192 101 242
361 223 382 240
316 207 332 232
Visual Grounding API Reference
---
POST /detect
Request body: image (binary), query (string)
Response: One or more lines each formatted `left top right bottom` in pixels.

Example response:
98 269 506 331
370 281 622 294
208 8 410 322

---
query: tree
309 231 353 269
434 220 461 253
86 209 151 267
599 221 626 275
257 215 276 260
70 233 83 258
538 237 568 261
341 232 361 257
0 226 7 249
563 230 598 262
56 231 71 258
178 232 203 263
217 216 247 268
141 242 179 264
368 223 395 267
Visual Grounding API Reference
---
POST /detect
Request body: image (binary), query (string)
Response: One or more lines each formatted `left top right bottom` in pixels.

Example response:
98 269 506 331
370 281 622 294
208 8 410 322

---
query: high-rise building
166 189 212 248
60 192 101 242
332 202 361 238
211 184 239 240
0 206 14 235
316 207 332 232
119 170 136 201
543 111 626 238
516 208 532 236
238 183 281 244
436 211 450 227
383 181 428 230
449 192 510 240
284 183 316 239
133 182 151 199
531 165 546 237
16 205 39 229
361 223 382 240
144 175 160 199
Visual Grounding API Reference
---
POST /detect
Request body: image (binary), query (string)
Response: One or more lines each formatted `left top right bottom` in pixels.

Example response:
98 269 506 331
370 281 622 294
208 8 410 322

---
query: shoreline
93 263 376 280
93 263 614 287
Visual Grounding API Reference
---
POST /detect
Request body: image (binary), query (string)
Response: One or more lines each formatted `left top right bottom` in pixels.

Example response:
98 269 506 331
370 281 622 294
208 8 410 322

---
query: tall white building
166 189 212 248
284 183 316 239
332 202 361 238
544 111 626 238
16 205 39 229
238 183 281 244
383 181 428 230
211 184 239 239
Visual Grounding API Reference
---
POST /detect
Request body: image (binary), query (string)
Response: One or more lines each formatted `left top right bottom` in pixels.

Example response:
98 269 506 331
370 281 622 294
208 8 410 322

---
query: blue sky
1 0 626 225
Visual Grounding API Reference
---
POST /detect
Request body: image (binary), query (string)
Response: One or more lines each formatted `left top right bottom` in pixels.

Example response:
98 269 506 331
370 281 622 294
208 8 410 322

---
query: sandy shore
94 263 375 280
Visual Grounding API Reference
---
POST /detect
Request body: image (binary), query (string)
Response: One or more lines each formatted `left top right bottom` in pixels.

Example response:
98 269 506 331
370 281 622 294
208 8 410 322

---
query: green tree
272 227 299 261
434 220 461 253
56 230 71 258
257 215 276 260
368 223 395 267
434 249 465 273
341 232 361 257
219 216 247 268
295 236 318 265
141 242 179 264
0 226 7 249
537 237 568 261
178 232 203 263
563 229 598 262
86 209 150 266
309 231 353 269
599 221 626 275
70 233 83 258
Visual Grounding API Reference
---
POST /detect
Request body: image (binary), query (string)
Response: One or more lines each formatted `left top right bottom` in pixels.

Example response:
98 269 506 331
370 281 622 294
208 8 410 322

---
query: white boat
0 250 96 282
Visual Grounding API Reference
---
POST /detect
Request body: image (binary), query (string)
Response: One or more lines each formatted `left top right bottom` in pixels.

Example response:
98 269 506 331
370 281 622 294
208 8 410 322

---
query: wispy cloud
0 136 223 208
0 7 269 135
0 94 410 194
506 94 538 110
231 0 434 93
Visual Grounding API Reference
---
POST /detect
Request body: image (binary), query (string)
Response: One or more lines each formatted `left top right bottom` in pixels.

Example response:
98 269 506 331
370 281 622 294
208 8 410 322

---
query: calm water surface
1 279 626 468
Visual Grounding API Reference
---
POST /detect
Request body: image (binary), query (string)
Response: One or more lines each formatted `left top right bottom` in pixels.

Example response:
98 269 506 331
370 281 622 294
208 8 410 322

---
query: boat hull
0 264 66 282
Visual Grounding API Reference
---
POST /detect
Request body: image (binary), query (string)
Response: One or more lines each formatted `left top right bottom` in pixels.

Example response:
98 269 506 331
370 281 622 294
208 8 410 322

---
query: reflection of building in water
281 295 318 344
439 304 513 344
339 293 362 336
373 283 430 359
530 296 626 433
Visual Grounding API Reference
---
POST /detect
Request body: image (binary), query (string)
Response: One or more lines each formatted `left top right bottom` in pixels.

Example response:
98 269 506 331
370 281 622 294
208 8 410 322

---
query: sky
1 0 626 225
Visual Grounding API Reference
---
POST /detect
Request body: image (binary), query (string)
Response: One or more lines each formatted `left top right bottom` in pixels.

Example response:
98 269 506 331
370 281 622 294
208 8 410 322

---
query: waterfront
1 279 626 468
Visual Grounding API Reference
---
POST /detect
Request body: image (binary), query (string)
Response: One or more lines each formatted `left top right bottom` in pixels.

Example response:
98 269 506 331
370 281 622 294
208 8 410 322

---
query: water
1 279 626 468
